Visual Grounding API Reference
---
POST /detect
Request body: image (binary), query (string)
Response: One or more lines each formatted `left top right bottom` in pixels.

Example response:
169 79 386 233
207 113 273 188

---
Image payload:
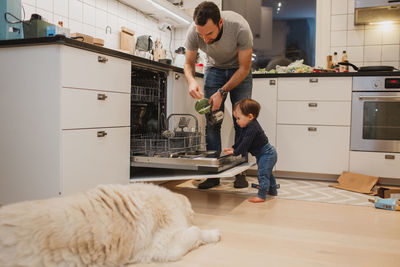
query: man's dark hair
193 1 221 26
234 98 261 119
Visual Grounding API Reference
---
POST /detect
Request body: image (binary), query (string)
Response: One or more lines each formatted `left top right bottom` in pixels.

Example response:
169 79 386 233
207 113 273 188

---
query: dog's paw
201 229 221 243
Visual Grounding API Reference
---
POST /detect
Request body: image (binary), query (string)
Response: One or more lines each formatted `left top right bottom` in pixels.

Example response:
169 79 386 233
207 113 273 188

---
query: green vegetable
195 98 211 114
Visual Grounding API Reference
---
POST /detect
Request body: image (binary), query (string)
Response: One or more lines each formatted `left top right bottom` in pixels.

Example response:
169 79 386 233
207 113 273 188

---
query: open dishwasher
129 66 249 180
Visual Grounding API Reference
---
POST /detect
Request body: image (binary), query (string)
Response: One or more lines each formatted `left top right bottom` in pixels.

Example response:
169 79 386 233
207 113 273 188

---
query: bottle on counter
326 55 333 70
333 52 340 72
340 50 349 72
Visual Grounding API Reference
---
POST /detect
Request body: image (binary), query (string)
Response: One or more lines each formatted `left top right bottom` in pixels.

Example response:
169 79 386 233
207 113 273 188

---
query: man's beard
208 25 223 44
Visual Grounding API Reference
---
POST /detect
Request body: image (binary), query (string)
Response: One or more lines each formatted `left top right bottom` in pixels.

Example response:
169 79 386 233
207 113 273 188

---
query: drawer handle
385 155 395 160
308 127 317 132
98 56 108 63
309 78 318 83
97 93 108 100
97 131 107 137
269 80 276 85
308 103 318 107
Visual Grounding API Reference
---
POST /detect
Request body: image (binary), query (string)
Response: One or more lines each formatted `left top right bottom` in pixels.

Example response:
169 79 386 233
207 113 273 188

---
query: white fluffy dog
0 183 220 266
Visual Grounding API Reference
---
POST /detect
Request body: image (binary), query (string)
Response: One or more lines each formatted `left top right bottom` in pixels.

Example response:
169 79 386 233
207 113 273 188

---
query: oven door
351 91 400 152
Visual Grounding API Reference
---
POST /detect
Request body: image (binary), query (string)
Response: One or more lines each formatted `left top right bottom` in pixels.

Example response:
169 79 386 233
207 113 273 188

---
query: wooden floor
134 180 400 267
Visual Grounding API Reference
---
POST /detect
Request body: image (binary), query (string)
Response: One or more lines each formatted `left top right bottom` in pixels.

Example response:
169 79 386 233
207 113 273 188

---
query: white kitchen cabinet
350 151 400 179
275 77 351 175
277 125 350 174
0 45 131 205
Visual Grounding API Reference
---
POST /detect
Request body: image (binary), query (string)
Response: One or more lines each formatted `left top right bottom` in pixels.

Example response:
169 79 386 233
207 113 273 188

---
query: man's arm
184 49 204 99
210 47 252 110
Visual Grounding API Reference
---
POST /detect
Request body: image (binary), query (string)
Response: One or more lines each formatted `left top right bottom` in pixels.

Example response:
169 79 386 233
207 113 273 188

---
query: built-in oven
351 76 400 153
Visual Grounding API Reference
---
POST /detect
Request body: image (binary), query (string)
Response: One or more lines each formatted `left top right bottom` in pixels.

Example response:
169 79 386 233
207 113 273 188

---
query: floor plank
132 179 400 267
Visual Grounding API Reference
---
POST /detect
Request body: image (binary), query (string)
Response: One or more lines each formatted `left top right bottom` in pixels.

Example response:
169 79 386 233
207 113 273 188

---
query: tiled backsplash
21 0 177 59
330 0 400 69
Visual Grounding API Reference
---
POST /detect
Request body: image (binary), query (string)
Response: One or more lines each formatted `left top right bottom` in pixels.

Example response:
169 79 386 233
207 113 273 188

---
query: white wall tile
96 0 108 11
54 0 68 17
83 0 95 6
127 7 137 23
382 45 400 62
69 0 83 22
95 8 107 30
69 19 83 33
347 14 364 31
347 29 364 46
36 0 53 12
382 25 400 45
364 46 381 62
365 29 382 45
83 24 96 37
331 15 347 31
331 0 348 15
331 31 347 47
107 13 119 34
108 0 119 15
83 4 95 26
346 46 363 62
347 0 355 14
118 2 128 19
22 0 36 7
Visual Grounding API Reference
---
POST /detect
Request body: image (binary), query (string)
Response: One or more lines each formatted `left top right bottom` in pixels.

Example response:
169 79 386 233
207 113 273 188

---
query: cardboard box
376 186 400 199
329 171 379 194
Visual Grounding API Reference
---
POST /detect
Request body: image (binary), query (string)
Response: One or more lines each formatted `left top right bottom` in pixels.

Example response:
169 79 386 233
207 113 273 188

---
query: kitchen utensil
70 32 94 44
120 27 135 54
339 62 396 72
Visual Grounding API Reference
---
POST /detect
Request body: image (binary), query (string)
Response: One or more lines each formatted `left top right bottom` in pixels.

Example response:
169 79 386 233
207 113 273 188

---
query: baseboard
247 169 400 186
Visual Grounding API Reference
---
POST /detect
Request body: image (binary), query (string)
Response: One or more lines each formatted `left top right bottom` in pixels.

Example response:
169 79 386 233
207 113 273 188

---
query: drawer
350 151 400 179
61 88 130 129
276 125 350 174
61 127 130 196
61 46 131 93
278 77 352 101
277 101 351 126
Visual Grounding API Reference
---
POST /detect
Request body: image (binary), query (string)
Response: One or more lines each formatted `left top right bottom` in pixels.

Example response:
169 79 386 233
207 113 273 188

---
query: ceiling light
143 0 190 24
278 2 282 7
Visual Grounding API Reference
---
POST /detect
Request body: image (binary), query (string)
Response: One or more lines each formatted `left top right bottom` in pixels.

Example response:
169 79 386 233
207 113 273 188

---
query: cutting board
120 27 135 54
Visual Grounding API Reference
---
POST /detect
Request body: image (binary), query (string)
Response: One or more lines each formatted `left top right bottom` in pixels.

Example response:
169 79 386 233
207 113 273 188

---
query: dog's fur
0 183 220 266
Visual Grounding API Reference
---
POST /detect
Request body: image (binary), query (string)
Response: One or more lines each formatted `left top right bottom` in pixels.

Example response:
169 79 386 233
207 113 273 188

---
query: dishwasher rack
131 114 205 157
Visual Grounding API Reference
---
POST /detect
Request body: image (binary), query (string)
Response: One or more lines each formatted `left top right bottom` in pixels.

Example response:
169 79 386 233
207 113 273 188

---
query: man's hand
209 91 223 111
224 147 234 155
188 80 204 99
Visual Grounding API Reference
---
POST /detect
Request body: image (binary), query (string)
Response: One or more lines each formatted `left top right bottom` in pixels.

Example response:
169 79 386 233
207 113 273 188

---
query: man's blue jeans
256 143 278 199
203 67 252 156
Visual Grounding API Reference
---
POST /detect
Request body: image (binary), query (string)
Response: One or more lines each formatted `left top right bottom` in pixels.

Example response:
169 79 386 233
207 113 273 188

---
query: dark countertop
1 36 399 78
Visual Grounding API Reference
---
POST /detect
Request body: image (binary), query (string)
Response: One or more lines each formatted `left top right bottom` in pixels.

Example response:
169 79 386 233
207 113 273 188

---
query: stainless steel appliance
355 0 400 25
129 66 245 174
351 76 400 153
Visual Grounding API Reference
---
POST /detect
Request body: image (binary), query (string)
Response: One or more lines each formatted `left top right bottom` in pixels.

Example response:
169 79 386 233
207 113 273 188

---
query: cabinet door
278 77 352 101
61 127 130 196
276 125 350 174
350 151 400 179
277 101 351 126
61 46 131 93
62 88 130 129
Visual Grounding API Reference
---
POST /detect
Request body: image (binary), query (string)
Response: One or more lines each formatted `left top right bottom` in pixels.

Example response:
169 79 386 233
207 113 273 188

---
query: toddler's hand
224 148 234 155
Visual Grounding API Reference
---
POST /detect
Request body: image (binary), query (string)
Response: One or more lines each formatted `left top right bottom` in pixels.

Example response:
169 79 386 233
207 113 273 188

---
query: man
184 1 253 189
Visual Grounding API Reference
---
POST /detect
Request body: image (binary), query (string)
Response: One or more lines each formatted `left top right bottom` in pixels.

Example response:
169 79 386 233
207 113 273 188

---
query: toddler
224 98 278 203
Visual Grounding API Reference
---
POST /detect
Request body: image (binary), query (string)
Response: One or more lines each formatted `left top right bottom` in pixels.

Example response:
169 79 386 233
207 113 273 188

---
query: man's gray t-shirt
185 11 253 69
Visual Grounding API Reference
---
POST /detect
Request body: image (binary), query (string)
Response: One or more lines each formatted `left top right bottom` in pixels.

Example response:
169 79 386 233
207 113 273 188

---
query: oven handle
359 96 400 101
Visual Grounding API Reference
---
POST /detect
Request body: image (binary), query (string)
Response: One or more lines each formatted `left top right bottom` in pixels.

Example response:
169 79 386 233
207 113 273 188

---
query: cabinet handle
385 155 395 160
98 56 108 63
309 78 318 83
308 103 318 107
175 73 180 80
97 93 108 100
97 131 107 137
269 80 276 85
308 127 317 132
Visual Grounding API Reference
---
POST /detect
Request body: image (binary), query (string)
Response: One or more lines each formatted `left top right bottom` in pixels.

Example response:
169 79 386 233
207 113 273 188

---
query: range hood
355 0 400 25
